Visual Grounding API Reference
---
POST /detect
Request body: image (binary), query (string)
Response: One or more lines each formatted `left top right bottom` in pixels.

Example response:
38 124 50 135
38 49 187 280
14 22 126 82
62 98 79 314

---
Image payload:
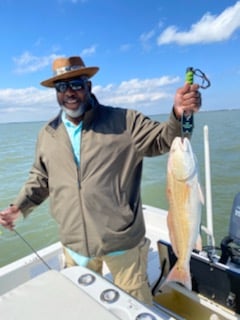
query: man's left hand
173 83 201 119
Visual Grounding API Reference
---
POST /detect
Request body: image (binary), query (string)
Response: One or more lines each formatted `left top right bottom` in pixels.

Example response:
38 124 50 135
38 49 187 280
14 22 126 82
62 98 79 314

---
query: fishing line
13 229 52 270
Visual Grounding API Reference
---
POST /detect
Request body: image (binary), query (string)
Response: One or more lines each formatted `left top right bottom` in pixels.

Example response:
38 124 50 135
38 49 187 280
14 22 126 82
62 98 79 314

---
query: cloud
157 1 240 45
0 87 56 123
94 76 180 108
12 47 96 75
0 87 55 108
80 45 97 57
140 29 156 50
13 52 60 74
120 43 133 52
0 75 180 122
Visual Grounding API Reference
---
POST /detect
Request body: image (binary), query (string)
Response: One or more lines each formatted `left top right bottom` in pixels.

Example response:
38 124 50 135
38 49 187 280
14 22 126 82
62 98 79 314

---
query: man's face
55 77 91 117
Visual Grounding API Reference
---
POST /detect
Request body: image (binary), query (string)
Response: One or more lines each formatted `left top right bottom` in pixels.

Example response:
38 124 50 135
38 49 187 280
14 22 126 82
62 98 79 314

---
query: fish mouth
169 137 197 181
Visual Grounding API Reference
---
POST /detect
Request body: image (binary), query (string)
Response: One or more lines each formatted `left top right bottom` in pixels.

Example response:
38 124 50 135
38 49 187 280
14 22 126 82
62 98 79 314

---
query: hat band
54 65 84 76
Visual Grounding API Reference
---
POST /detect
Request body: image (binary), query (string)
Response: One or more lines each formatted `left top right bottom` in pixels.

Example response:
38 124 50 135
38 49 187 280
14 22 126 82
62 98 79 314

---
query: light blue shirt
61 112 82 166
61 112 126 266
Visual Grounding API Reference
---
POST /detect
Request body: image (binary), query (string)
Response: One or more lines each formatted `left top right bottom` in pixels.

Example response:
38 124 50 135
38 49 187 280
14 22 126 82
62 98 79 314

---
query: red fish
165 137 204 290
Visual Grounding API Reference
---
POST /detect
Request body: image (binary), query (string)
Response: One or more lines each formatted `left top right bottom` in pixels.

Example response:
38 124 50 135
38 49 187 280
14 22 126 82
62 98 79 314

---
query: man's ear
86 81 92 92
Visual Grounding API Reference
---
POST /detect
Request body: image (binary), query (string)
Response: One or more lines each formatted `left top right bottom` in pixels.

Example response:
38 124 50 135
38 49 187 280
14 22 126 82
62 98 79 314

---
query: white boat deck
1 205 240 320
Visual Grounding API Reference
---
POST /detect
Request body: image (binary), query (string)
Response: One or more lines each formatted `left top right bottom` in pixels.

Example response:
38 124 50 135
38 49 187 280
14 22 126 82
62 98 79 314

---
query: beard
60 94 93 118
61 102 87 118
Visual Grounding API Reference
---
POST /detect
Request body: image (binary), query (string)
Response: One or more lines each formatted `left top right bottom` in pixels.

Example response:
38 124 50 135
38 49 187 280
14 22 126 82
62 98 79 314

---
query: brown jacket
14 99 181 257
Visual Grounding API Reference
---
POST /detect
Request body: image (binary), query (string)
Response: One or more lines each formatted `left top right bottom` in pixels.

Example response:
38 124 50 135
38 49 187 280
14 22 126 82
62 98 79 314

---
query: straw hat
41 56 99 88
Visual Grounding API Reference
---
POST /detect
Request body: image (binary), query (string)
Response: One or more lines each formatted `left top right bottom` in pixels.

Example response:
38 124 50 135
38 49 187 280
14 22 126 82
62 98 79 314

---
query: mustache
60 95 93 118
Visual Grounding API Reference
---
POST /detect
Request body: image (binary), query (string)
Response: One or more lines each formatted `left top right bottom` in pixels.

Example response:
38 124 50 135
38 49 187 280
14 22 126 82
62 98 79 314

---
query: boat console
157 239 240 317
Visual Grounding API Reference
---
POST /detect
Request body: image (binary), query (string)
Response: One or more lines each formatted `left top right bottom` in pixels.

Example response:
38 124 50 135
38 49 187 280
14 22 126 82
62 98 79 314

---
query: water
0 109 240 267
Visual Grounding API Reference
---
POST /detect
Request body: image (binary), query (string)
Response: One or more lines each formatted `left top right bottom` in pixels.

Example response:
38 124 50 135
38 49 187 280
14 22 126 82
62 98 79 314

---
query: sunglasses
55 79 86 93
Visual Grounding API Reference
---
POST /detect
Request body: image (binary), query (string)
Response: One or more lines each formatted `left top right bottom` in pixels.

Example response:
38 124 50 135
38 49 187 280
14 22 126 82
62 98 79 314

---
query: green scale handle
181 67 195 137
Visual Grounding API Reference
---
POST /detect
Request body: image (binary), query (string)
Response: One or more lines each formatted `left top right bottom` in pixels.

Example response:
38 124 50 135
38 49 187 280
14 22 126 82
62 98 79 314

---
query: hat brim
40 67 99 88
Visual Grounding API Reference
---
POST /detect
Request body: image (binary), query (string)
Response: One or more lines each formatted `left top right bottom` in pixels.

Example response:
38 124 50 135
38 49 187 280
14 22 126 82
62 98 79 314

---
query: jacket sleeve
12 131 49 217
127 108 182 157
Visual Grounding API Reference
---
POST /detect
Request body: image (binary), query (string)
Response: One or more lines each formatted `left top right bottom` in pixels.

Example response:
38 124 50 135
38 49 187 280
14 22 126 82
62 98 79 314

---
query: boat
1 126 240 320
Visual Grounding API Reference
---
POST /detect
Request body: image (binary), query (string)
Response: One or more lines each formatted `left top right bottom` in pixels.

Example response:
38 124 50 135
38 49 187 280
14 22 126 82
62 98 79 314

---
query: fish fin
195 233 202 251
162 262 192 291
167 212 179 257
198 182 205 205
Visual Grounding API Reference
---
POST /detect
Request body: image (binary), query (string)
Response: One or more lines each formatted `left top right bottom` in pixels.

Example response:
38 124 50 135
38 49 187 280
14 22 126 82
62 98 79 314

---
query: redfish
165 136 204 290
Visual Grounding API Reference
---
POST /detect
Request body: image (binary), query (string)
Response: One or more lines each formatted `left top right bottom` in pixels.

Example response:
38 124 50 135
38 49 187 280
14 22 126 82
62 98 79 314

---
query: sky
0 0 240 123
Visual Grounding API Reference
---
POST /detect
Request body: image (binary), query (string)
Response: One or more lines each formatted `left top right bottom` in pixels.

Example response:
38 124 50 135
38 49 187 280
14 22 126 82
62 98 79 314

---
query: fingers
0 215 15 230
1 221 15 230
0 205 20 230
174 83 201 118
182 90 201 112
178 83 199 95
189 83 200 91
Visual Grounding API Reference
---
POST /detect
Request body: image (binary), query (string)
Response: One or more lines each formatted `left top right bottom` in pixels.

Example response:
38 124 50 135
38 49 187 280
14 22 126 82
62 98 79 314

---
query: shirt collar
61 111 82 128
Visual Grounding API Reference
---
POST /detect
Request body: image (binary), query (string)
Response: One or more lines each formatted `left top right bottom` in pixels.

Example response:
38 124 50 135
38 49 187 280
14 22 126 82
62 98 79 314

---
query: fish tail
164 262 192 291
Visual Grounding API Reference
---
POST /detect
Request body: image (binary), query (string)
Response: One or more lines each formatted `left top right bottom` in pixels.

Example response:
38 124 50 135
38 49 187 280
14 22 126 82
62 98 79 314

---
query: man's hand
0 205 20 230
173 83 201 119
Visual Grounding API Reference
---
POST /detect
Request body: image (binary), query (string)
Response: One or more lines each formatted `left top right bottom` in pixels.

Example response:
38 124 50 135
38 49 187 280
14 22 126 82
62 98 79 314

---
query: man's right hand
0 205 20 230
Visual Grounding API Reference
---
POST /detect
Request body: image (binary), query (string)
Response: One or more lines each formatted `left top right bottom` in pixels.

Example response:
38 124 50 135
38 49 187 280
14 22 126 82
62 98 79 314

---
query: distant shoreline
0 108 239 125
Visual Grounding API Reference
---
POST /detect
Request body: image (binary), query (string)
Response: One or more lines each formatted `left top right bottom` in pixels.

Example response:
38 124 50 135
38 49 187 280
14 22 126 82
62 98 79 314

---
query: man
0 56 201 305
